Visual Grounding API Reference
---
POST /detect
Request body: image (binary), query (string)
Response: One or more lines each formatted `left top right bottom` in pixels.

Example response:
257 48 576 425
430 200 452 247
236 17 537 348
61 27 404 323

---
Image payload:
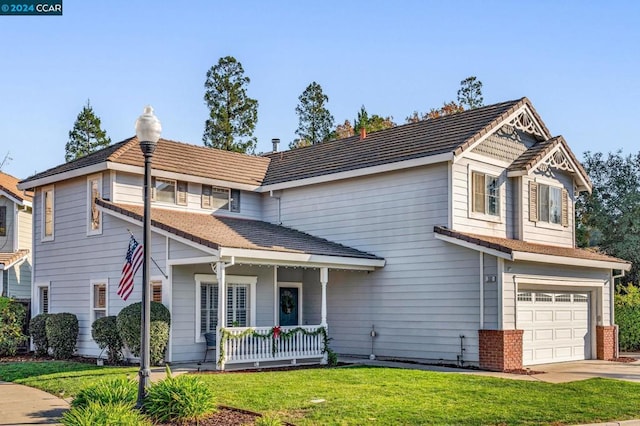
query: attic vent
509 110 544 139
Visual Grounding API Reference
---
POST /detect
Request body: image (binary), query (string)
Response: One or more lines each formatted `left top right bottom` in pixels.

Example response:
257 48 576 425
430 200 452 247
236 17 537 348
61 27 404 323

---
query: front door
279 287 299 326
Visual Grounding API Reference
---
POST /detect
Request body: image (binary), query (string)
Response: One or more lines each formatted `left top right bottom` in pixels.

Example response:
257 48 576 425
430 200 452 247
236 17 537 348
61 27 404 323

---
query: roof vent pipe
272 138 280 153
360 127 366 140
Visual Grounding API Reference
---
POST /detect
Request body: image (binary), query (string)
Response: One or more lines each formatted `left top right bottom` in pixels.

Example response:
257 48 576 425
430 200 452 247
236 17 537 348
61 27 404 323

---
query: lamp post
134 106 161 408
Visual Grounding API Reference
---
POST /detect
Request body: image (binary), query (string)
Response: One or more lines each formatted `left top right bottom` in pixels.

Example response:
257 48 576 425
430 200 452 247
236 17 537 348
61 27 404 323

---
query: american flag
117 235 144 301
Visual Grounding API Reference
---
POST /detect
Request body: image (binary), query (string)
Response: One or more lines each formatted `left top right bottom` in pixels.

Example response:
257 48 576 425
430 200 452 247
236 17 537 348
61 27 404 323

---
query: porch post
320 267 328 365
216 261 226 371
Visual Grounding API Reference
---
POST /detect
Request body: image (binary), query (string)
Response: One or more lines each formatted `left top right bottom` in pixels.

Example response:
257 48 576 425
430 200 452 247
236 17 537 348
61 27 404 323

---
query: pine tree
457 76 484 110
294 82 334 146
203 56 258 153
65 100 111 162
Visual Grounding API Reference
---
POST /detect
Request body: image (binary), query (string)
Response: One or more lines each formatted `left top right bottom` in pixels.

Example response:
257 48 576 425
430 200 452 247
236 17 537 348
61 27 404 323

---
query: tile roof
21 137 270 187
434 226 630 266
508 135 591 187
262 98 536 185
97 199 382 260
0 250 29 268
0 171 32 202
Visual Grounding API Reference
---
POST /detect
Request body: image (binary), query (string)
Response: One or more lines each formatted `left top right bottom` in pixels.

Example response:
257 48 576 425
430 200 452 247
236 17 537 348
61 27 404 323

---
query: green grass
2 362 640 425
0 361 137 398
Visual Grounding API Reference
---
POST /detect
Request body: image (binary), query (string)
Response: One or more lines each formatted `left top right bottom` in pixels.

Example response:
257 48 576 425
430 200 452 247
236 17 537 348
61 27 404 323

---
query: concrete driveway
527 358 640 383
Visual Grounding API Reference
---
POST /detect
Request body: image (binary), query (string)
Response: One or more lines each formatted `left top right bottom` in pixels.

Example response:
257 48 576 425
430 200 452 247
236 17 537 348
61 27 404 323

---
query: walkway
0 381 68 425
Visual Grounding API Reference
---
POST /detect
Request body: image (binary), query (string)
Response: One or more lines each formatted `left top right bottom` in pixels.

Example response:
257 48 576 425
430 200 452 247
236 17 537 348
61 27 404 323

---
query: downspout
497 258 504 330
611 269 625 359
479 253 484 329
270 190 282 225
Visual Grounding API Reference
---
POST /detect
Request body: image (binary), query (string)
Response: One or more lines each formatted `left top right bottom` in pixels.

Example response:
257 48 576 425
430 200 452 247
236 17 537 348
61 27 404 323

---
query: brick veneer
478 329 524 372
596 325 617 360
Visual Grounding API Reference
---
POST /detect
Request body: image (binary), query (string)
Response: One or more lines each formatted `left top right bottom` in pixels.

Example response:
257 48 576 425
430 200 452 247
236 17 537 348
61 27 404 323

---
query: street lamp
134 106 161 408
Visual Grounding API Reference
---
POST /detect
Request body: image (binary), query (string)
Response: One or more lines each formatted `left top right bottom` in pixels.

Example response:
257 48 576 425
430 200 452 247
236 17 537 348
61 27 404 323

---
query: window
529 181 569 227
517 292 532 302
91 281 107 321
152 281 163 303
39 286 49 314
195 274 256 341
87 175 102 235
153 178 175 203
202 186 241 212
471 171 500 216
0 206 6 236
42 186 54 240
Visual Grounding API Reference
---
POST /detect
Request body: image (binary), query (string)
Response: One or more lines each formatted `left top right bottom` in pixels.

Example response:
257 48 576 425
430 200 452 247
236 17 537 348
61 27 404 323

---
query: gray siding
0 197 15 253
265 165 484 363
113 171 262 220
521 171 575 247
168 240 210 261
482 254 498 330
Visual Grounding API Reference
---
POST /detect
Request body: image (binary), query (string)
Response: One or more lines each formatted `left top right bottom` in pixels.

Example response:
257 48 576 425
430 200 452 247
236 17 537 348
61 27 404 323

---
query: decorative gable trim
508 109 546 140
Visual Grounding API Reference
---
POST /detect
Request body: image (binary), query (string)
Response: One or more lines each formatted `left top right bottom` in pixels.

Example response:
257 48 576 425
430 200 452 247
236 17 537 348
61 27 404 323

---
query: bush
116 302 170 362
0 297 27 356
145 367 216 423
62 402 151 426
91 316 123 364
150 321 169 365
29 313 49 356
616 284 640 351
71 377 137 409
45 313 78 359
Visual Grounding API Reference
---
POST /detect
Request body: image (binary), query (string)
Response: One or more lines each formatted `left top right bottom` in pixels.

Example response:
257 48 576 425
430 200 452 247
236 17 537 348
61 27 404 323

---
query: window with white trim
201 186 241 212
87 175 102 235
42 186 54 240
529 181 569 227
38 285 49 314
471 171 500 216
153 178 175 203
195 274 256 340
91 280 107 321
152 280 163 303
0 206 6 236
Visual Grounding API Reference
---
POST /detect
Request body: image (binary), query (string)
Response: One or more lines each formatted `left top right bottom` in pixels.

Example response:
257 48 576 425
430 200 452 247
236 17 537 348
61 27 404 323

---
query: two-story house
18 98 630 371
0 171 32 302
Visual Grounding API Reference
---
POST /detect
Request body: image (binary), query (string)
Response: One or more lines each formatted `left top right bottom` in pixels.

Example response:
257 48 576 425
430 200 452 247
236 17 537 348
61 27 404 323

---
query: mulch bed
608 356 638 363
155 407 260 426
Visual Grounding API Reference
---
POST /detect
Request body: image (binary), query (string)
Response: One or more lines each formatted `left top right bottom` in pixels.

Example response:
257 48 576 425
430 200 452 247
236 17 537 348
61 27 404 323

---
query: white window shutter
177 181 188 206
151 177 157 201
202 185 212 209
561 188 569 227
529 181 538 222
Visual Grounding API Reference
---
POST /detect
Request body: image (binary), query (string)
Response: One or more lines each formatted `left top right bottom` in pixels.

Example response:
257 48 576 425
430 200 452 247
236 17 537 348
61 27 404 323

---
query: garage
517 291 590 365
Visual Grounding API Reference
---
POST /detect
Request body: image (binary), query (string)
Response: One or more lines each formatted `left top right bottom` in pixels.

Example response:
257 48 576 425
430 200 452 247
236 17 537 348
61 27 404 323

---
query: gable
470 125 537 163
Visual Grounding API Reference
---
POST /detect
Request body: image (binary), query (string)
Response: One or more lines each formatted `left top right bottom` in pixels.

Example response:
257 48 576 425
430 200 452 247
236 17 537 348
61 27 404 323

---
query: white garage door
518 291 590 365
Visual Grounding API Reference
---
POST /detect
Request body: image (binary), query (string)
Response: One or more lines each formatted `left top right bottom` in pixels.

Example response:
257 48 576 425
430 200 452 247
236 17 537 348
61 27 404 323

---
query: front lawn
2 362 640 425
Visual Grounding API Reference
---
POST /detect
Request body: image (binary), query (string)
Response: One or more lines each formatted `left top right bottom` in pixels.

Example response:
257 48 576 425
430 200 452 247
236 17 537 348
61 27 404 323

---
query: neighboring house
0 171 32 302
18 97 630 372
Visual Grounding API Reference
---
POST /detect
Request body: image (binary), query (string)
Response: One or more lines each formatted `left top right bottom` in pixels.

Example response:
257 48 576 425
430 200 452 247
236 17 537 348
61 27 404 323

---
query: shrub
45 313 78 359
91 316 123 364
0 297 27 356
62 402 151 426
145 367 216 423
150 321 169 365
616 284 640 351
29 313 50 356
116 302 170 362
71 377 137 409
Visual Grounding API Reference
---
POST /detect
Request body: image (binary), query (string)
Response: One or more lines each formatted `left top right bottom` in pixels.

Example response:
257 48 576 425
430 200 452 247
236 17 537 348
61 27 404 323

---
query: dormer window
529 181 569 227
471 171 500 217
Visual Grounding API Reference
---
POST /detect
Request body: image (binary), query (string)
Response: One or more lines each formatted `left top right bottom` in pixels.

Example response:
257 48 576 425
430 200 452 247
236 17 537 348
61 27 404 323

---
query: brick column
596 325 617 360
478 330 524 372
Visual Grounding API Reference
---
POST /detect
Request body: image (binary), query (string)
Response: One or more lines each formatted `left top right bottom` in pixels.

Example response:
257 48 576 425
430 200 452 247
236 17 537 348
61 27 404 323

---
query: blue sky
1 1 639 179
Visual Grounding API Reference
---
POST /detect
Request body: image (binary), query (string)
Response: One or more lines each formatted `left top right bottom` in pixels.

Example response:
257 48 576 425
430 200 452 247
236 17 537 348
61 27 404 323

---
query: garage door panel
518 292 590 365
535 310 553 321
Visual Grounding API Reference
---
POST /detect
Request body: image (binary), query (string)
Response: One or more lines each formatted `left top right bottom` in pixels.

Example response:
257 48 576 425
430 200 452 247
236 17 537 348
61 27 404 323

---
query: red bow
272 326 281 338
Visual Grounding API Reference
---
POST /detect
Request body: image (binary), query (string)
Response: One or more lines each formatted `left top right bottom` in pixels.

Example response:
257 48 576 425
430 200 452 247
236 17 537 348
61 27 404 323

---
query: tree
353 105 395 134
203 56 258 153
295 82 334 145
576 151 640 284
405 101 464 123
457 76 484 110
65 100 111 162
333 119 355 139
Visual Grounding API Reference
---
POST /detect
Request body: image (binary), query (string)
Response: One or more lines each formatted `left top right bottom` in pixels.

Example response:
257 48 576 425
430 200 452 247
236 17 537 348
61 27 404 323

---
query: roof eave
219 247 385 271
18 162 109 190
512 251 631 271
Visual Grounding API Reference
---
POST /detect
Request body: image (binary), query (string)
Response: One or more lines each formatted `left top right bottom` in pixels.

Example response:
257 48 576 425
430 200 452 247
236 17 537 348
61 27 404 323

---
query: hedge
91 316 123 364
0 297 27 356
615 284 640 351
116 302 170 364
45 313 79 359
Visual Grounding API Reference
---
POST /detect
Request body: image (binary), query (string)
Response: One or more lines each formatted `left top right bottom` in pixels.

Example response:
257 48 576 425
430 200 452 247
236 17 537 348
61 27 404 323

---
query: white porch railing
218 325 327 369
